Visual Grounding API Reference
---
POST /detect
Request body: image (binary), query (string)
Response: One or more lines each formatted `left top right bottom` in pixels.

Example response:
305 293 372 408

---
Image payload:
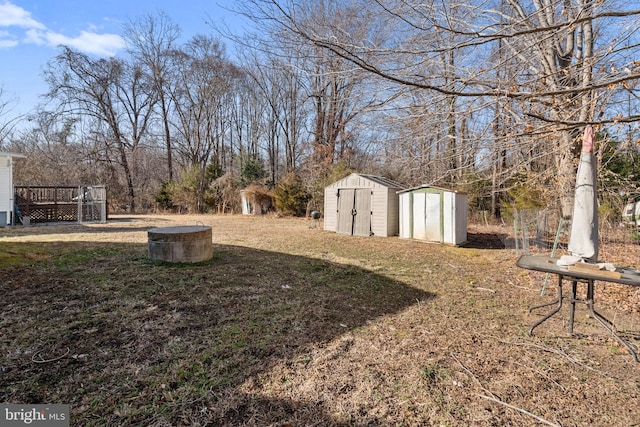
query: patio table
517 254 640 362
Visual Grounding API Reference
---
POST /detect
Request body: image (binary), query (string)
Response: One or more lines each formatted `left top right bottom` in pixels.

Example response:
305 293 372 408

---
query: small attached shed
398 185 467 245
0 152 25 226
324 173 404 237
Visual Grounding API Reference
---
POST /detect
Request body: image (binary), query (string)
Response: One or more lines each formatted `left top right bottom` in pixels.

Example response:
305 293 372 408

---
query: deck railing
14 185 107 224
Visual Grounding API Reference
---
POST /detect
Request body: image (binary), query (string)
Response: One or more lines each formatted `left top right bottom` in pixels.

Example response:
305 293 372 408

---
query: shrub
273 172 310 216
155 181 176 211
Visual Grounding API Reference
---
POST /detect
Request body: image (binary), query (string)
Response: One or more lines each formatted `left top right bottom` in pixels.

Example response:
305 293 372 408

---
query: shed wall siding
443 192 454 243
384 188 399 237
323 187 338 232
370 188 385 236
399 187 467 245
399 193 410 238
456 194 468 244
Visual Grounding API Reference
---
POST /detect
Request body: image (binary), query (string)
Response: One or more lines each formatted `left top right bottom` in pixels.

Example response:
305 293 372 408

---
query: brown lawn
1 214 640 426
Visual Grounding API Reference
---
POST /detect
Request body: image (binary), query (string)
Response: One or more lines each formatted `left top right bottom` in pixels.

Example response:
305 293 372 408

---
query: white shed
398 185 467 245
324 173 404 237
0 152 25 226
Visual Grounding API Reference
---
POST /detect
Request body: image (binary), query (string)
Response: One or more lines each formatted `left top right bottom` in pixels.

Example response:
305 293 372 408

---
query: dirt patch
1 214 640 426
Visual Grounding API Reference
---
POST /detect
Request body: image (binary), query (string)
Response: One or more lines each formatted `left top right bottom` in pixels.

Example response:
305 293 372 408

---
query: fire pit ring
147 225 213 263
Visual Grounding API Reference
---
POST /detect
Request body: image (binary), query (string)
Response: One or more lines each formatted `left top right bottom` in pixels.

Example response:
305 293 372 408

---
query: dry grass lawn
1 214 640 426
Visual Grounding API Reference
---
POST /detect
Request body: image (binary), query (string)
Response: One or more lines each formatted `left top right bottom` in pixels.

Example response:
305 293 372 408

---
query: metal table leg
568 280 577 335
529 275 564 336
585 280 639 362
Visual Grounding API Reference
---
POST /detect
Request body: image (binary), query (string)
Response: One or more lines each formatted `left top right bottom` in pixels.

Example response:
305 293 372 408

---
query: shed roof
398 184 466 195
359 174 404 188
327 173 404 189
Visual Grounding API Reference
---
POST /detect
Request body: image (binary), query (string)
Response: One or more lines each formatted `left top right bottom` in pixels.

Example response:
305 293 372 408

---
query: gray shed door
336 189 372 236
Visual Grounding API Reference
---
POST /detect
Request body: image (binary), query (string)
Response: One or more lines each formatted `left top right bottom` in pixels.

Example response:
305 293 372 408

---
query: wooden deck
15 185 107 224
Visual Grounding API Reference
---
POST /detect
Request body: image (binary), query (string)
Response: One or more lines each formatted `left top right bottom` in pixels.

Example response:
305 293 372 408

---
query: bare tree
243 0 640 215
124 12 181 183
240 51 308 177
10 113 84 185
43 47 157 212
0 87 22 148
228 70 268 182
234 0 385 175
168 35 239 212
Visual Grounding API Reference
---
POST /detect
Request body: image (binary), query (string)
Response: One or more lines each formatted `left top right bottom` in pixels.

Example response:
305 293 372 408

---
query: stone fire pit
147 225 213 263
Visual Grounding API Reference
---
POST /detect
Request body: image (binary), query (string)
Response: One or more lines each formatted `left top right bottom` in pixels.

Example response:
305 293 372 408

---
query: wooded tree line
1 0 640 220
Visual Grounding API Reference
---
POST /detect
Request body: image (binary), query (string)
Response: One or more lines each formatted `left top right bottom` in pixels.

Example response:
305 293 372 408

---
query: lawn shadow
461 231 507 249
0 241 433 426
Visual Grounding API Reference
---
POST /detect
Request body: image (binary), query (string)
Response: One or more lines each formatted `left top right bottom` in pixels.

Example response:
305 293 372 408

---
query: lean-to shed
240 186 273 215
0 152 25 226
398 185 467 245
324 173 404 237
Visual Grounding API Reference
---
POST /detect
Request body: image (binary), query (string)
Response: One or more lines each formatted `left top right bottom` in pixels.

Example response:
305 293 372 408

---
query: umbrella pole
514 215 520 255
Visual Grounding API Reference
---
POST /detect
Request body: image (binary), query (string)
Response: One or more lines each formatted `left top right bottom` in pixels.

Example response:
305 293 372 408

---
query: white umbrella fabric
567 125 598 263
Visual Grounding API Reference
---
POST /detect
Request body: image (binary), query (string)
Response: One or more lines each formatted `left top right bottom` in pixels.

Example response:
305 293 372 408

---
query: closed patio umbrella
567 125 598 262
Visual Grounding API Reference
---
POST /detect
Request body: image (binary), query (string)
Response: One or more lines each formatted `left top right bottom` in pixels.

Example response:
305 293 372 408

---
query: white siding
399 186 467 245
399 192 411 238
455 194 468 244
412 193 426 239
443 192 461 244
0 155 13 226
425 192 442 241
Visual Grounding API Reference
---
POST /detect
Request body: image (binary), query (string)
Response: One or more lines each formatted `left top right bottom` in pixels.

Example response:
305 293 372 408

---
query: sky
0 0 245 125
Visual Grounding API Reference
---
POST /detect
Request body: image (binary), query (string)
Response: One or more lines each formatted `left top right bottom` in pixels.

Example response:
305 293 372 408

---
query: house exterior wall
0 155 13 226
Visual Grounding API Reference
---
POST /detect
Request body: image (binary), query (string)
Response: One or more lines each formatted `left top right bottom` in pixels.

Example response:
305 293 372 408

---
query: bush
155 181 176 211
273 172 310 216
241 155 267 186
500 173 546 222
205 172 241 214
